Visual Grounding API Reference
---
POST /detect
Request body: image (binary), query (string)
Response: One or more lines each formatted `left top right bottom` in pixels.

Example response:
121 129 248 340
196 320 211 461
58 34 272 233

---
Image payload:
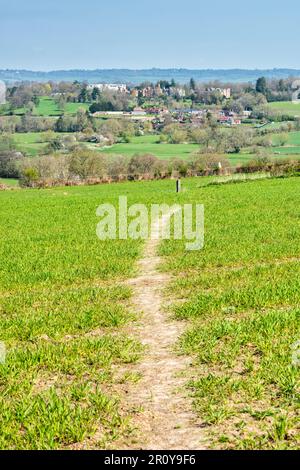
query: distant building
207 87 231 99
141 86 153 98
154 84 163 96
87 83 128 93
170 87 186 98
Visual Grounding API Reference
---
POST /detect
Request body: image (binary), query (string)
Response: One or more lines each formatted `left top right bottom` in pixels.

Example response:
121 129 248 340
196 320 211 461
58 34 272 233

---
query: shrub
128 154 158 178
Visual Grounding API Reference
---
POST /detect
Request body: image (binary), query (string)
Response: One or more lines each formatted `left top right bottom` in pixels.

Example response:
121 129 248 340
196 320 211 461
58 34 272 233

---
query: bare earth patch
116 213 207 450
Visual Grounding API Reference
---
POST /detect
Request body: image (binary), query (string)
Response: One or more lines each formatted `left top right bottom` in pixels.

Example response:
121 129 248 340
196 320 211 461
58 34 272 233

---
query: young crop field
0 175 300 449
0 183 151 449
160 176 300 449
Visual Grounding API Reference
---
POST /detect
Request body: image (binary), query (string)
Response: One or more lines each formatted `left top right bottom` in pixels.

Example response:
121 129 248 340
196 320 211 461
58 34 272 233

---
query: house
140 86 153 98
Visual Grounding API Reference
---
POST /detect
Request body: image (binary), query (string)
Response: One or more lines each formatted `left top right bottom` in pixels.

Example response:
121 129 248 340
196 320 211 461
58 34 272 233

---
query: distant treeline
2 68 300 84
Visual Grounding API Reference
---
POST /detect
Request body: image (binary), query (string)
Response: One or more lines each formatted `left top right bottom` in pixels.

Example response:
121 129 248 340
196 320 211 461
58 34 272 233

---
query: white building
87 83 128 93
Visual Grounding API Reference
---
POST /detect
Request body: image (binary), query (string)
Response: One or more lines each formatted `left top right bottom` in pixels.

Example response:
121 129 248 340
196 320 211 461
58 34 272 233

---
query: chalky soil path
123 212 206 450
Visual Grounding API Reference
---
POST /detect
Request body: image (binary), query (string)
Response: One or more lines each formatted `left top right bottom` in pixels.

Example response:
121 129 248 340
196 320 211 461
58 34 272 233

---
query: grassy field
1 176 300 449
13 132 49 156
12 131 71 156
12 97 90 117
269 101 300 117
97 135 200 160
0 178 19 187
0 183 152 449
160 176 300 449
8 129 300 163
272 131 300 155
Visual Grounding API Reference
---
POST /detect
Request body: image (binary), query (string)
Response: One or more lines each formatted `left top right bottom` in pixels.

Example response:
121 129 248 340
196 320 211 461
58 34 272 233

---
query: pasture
0 176 300 449
0 178 18 187
13 132 49 156
97 134 200 160
269 101 300 117
272 131 300 155
12 97 90 117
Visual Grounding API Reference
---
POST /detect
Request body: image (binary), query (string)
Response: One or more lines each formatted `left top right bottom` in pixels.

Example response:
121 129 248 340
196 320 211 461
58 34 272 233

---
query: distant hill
1 68 300 84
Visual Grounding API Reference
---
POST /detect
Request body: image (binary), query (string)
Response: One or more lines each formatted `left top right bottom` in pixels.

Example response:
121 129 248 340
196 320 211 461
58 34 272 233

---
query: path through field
122 211 206 450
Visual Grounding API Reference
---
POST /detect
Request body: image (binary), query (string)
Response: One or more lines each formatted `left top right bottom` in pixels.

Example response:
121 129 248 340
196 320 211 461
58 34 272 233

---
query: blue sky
0 0 299 70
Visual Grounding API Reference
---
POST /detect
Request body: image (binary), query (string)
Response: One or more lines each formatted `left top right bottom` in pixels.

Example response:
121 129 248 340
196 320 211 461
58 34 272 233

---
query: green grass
159 176 300 449
13 97 90 117
97 135 200 160
269 101 300 116
1 173 300 449
12 131 70 156
271 131 300 155
0 178 19 187
12 132 49 156
9 126 300 162
0 182 152 449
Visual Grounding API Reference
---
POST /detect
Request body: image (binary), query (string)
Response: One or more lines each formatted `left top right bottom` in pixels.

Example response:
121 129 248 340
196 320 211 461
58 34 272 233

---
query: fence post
176 179 181 193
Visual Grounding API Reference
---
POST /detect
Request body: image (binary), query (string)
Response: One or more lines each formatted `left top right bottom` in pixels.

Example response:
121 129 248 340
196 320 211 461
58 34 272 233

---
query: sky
0 0 299 70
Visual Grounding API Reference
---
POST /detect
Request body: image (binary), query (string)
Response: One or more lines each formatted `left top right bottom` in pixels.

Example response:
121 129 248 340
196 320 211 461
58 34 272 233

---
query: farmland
161 176 300 449
12 132 49 156
0 183 146 449
9 130 300 165
11 97 90 117
268 101 300 117
0 176 300 449
97 135 200 160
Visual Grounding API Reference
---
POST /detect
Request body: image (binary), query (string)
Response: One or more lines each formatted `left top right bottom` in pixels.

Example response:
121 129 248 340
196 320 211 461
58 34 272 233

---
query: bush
19 167 39 187
128 154 158 178
188 154 230 175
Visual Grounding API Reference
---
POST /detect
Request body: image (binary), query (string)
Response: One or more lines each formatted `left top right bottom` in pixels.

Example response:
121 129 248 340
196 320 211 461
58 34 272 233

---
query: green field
9 129 300 163
12 97 90 117
0 183 148 449
97 134 200 160
13 132 49 156
1 176 300 449
272 131 300 155
12 131 72 156
0 178 19 187
269 101 300 116
160 176 300 449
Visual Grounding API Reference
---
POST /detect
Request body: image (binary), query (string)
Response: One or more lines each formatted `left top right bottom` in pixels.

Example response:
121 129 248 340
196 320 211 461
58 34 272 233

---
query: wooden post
176 179 181 193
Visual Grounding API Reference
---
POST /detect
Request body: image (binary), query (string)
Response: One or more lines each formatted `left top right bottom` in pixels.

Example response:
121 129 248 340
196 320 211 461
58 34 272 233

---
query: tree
78 86 89 103
190 78 196 91
91 87 100 101
256 77 267 95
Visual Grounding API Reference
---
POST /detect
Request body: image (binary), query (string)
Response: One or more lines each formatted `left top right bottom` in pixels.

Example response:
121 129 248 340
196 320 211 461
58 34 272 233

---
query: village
87 82 246 126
